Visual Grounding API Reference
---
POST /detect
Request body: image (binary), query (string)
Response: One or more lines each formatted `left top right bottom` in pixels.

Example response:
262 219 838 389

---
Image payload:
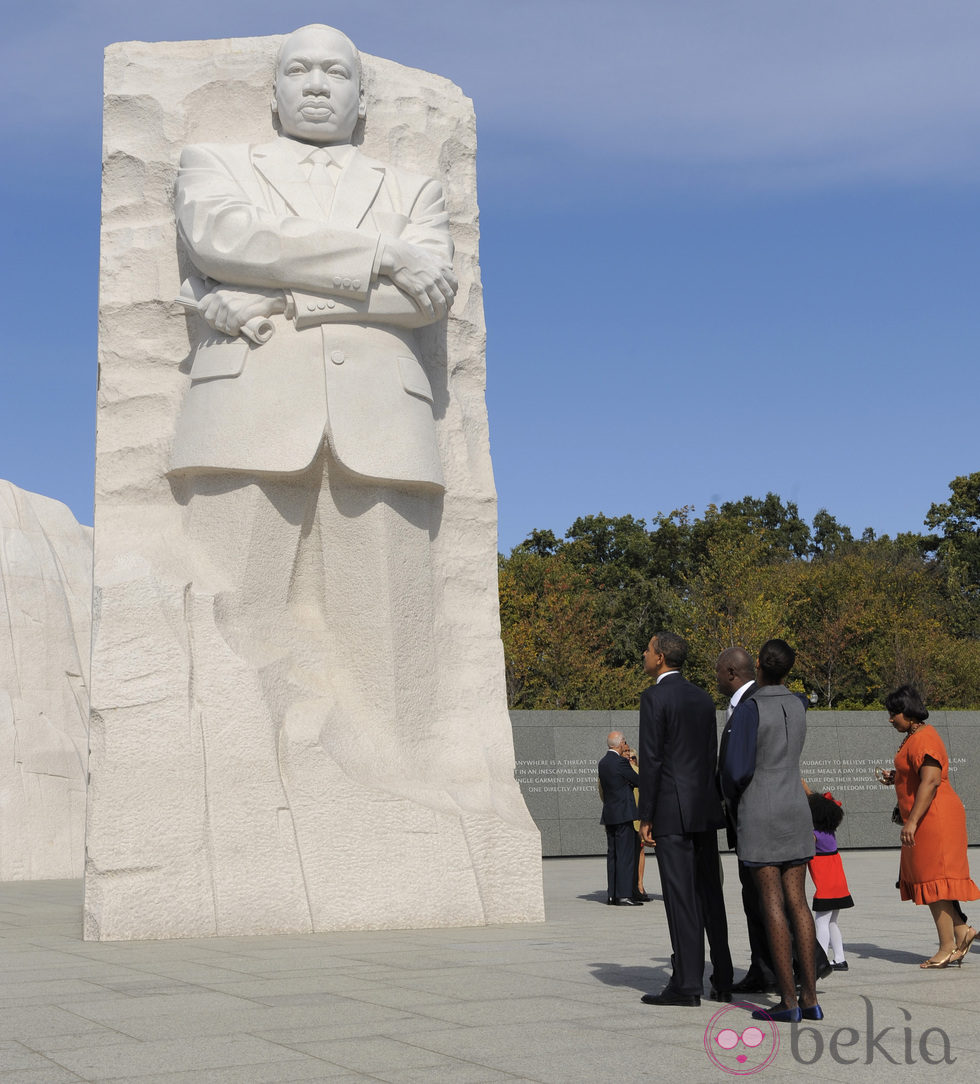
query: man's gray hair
607 731 624 749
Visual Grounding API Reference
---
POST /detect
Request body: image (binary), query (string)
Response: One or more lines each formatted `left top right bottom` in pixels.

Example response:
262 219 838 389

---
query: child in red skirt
808 792 854 971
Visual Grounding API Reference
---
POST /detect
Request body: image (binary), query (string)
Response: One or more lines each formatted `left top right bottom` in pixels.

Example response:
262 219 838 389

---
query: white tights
814 908 844 963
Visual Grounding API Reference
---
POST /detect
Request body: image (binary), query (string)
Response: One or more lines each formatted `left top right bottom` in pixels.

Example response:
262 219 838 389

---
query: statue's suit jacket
172 137 453 488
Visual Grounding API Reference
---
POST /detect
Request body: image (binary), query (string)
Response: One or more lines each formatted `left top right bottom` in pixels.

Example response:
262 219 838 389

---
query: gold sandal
920 952 954 969
950 926 978 965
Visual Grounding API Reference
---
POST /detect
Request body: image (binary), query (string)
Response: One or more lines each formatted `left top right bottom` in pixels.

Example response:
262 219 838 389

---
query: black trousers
656 830 733 995
605 822 637 900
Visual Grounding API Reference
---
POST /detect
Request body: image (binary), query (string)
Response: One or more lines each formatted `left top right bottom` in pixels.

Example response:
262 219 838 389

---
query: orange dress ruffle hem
894 725 980 905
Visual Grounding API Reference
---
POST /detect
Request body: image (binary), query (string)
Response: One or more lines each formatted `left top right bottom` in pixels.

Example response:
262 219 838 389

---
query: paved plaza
1 849 978 1082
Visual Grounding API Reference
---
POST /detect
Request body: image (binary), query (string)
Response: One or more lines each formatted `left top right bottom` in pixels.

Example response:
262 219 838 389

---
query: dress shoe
732 971 771 994
709 987 732 1003
830 961 848 971
795 956 834 982
641 989 701 1007
801 1004 825 1021
633 892 651 902
752 1004 802 1023
608 897 643 906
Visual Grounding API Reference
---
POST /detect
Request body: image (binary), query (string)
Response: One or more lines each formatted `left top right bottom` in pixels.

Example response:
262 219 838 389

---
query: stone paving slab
2 853 980 1081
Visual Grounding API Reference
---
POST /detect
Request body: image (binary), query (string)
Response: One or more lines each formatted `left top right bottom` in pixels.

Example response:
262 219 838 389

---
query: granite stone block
87 25 543 939
559 817 606 857
511 709 980 854
0 482 91 881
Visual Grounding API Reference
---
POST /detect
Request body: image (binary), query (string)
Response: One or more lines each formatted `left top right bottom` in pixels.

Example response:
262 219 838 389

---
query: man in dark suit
598 732 643 906
716 647 774 994
639 632 732 1007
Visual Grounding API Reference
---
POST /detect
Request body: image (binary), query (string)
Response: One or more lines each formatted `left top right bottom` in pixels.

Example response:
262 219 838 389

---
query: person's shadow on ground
588 962 672 993
844 941 940 966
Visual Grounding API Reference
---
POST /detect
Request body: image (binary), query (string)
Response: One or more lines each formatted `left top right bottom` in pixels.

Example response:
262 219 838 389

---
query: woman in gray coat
720 639 821 1023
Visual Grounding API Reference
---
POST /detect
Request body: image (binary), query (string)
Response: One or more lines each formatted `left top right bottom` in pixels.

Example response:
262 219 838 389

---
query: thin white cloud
4 0 980 189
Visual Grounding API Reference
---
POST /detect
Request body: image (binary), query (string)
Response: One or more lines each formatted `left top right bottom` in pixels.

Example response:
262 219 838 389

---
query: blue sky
2 0 978 550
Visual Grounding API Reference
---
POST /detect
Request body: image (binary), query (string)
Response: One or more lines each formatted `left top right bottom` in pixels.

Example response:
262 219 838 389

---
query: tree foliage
498 551 648 709
498 479 980 710
924 472 980 636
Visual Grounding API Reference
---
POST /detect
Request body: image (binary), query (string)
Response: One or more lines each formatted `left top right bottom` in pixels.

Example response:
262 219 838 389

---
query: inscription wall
511 709 980 857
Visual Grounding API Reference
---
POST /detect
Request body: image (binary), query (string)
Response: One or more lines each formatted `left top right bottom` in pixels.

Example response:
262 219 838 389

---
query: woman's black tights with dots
752 863 817 1008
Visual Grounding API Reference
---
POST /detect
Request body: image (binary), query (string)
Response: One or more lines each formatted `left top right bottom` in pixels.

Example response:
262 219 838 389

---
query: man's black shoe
795 956 833 983
731 971 771 994
709 987 732 1003
608 897 643 906
641 989 701 1007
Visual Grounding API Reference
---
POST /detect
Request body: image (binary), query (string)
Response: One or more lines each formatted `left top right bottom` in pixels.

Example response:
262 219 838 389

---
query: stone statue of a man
87 23 544 938
169 25 467 928
172 23 457 482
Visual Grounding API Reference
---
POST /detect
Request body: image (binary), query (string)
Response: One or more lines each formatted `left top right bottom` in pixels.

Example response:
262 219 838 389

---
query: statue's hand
199 287 286 338
379 239 457 321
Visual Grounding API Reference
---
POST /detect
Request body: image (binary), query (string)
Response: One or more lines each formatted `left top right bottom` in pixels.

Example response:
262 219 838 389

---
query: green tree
514 512 690 670
499 480 980 711
683 523 793 694
811 509 854 557
715 493 812 559
924 472 980 635
497 550 647 709
789 552 883 707
560 513 687 667
792 537 953 707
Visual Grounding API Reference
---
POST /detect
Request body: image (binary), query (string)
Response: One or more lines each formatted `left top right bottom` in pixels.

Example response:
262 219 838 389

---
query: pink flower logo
704 1005 780 1075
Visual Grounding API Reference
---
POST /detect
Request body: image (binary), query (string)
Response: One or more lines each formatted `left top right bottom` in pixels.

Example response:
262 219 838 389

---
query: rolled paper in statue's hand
240 316 275 345
173 288 276 344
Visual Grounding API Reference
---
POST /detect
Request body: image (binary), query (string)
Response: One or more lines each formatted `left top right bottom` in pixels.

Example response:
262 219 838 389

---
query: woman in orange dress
878 685 980 968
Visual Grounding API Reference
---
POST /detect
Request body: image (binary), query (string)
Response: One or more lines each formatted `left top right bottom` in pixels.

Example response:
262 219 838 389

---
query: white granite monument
87 25 544 939
0 481 90 880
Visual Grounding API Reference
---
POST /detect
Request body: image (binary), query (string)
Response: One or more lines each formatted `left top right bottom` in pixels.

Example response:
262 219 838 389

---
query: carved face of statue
273 25 365 145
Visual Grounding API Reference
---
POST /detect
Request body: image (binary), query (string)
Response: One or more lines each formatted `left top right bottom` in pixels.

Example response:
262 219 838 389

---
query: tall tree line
498 474 980 710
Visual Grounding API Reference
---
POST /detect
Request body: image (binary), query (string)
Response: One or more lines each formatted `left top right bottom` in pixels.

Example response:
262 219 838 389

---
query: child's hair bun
809 791 844 832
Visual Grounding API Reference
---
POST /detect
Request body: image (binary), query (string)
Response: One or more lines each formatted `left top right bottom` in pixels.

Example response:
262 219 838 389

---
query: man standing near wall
639 632 732 1006
598 731 642 907
716 646 775 993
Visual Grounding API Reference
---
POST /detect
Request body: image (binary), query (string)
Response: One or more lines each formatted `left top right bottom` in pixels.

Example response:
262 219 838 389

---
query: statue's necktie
307 148 336 216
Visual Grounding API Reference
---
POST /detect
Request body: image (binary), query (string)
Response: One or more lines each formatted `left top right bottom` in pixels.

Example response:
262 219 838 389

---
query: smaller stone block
0 481 92 880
